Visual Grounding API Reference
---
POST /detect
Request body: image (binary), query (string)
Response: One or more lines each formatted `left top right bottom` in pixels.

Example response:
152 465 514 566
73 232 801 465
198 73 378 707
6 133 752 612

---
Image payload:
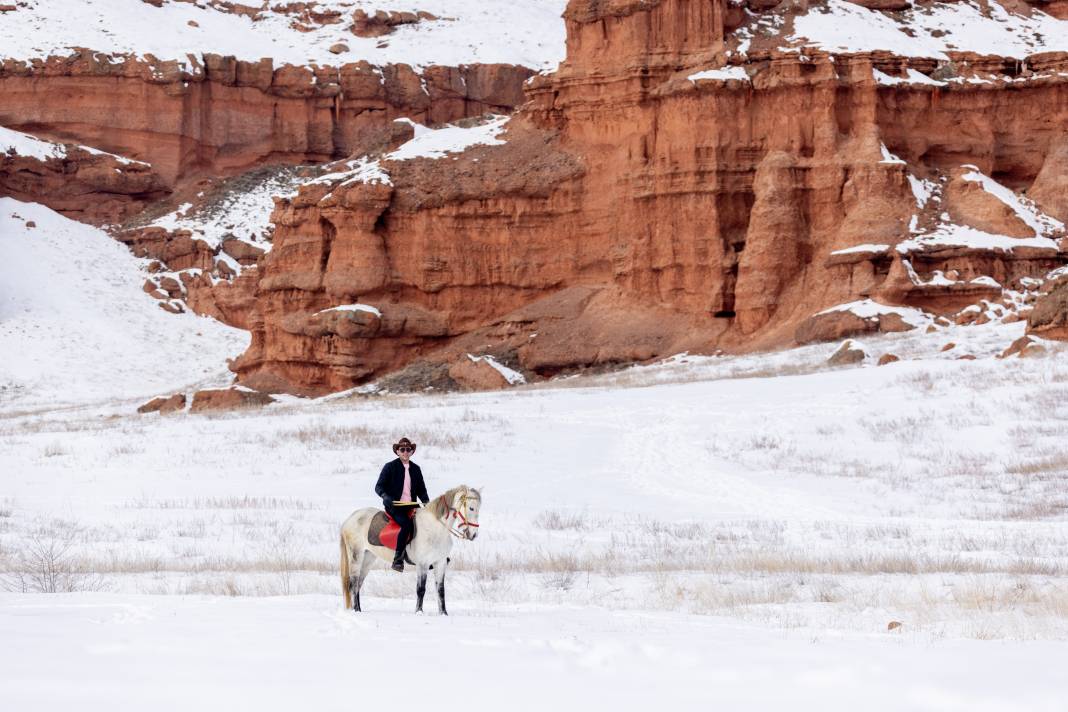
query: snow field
0 0 568 71
2 320 1067 641
789 0 1068 59
4 593 1067 712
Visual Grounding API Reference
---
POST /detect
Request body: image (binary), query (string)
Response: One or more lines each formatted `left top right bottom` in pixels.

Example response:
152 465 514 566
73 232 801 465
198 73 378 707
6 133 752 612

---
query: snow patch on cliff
317 303 382 318
388 116 509 160
0 125 148 166
149 168 304 251
307 116 509 191
961 167 1065 237
897 225 1061 254
830 243 890 256
467 354 527 385
688 66 750 83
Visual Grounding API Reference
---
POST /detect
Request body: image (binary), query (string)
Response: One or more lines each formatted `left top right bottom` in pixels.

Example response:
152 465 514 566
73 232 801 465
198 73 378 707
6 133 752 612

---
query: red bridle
448 493 480 538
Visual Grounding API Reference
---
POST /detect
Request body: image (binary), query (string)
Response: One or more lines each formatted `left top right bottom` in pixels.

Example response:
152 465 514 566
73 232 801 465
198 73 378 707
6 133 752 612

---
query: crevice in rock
318 217 337 275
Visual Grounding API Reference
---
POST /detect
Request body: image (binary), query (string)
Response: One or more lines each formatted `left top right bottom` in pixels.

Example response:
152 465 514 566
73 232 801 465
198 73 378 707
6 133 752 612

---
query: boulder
827 340 867 366
137 393 185 414
877 353 900 366
190 388 275 413
796 307 914 345
1000 335 1048 358
221 238 266 266
158 276 183 298
448 355 515 391
1030 139 1068 223
943 168 1034 238
351 9 431 37
159 301 184 314
137 396 167 414
158 393 187 413
1027 281 1068 340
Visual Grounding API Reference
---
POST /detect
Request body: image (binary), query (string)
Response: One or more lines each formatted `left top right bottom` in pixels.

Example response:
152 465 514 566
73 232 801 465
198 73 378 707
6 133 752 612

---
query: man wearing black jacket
375 437 430 572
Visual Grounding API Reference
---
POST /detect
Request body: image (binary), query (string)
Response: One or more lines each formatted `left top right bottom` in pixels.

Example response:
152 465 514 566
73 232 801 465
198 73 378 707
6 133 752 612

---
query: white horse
340 485 481 615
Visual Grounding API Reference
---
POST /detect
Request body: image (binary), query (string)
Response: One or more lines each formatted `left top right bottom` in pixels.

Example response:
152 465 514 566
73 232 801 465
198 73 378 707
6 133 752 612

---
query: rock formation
0 52 534 185
1 133 167 224
1027 281 1068 340
6 0 1068 395
225 0 1068 395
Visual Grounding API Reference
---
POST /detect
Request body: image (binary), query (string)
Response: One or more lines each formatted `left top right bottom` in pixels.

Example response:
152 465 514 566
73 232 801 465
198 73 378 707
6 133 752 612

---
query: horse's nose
470 530 478 540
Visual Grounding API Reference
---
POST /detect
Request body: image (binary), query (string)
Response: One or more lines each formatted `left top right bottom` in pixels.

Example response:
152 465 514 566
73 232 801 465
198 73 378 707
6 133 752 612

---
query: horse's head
450 486 482 541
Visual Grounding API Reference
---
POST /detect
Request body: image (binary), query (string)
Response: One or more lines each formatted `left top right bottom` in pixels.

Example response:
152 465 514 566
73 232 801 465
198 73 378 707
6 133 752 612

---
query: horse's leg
352 550 374 612
433 557 448 616
415 564 429 614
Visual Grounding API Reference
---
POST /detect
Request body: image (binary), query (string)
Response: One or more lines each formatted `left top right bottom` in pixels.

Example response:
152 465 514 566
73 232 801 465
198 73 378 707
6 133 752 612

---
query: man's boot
391 544 405 572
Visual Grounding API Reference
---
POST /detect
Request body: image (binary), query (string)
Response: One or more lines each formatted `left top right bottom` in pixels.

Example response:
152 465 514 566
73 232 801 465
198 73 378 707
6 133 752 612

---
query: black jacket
375 458 429 504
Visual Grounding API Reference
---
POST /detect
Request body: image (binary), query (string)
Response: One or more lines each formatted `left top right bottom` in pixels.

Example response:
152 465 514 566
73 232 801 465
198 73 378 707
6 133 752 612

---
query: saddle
367 509 416 552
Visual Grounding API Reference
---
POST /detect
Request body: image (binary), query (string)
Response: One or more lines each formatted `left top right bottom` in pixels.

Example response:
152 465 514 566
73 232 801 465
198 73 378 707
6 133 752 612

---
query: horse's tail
339 532 352 610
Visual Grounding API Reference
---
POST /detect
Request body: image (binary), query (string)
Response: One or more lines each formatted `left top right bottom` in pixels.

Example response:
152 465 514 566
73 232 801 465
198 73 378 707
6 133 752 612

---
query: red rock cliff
0 51 533 185
228 0 1068 394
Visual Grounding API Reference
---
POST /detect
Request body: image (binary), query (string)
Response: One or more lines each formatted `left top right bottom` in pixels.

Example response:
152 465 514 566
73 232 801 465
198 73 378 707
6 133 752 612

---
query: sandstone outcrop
1000 335 1048 358
189 388 275 412
828 340 868 366
222 0 1068 394
0 52 534 184
448 355 519 391
8 0 1068 395
1 140 168 224
137 393 186 414
1027 281 1068 340
351 9 437 38
795 306 917 345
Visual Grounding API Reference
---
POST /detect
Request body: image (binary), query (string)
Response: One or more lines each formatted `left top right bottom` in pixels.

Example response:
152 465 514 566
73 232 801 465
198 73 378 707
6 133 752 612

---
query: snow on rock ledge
797 300 932 344
448 354 526 390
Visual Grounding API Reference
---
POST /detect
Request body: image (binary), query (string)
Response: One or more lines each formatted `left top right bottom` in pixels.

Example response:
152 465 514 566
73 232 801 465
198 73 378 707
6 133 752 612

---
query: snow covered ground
2 199 1068 707
0 198 248 409
0 0 568 71
3 593 1067 711
790 0 1068 59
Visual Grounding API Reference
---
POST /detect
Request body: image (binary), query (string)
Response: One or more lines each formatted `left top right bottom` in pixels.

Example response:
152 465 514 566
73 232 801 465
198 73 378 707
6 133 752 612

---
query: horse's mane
428 485 480 520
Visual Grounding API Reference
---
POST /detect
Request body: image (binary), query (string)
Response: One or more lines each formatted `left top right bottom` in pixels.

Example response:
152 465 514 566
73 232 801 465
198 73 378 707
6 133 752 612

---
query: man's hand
382 496 394 508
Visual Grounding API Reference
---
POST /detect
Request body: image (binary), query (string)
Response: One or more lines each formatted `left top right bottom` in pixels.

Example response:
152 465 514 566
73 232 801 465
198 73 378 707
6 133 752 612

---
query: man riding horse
375 437 429 572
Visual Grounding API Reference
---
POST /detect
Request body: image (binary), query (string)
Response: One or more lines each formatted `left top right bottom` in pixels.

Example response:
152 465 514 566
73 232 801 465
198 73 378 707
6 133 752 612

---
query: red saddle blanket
367 509 415 550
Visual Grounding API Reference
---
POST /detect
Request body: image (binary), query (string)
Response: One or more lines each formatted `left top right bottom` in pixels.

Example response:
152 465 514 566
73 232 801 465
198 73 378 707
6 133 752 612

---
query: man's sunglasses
398 447 413 453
